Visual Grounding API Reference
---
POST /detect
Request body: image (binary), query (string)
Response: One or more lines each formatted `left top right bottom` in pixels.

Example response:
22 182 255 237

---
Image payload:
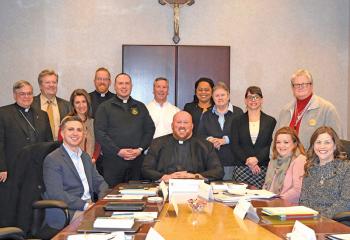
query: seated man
142 111 224 182
43 116 108 226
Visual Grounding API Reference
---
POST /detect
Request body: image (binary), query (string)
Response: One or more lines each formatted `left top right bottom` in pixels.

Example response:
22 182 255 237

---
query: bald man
142 111 224 182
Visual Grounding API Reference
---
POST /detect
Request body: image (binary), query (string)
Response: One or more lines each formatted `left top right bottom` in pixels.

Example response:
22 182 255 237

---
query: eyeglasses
246 95 261 101
16 92 33 97
292 82 312 88
95 77 110 81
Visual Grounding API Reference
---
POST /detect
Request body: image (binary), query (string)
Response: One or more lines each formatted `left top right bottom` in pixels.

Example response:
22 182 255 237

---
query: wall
0 0 349 136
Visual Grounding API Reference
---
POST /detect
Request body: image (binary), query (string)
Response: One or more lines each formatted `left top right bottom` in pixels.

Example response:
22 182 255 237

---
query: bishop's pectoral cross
159 0 195 44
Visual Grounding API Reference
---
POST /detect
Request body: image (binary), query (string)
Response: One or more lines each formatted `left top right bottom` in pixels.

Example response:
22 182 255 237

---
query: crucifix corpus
159 0 195 44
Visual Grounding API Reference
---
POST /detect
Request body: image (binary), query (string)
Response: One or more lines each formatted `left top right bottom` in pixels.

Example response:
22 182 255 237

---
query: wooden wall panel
122 45 176 104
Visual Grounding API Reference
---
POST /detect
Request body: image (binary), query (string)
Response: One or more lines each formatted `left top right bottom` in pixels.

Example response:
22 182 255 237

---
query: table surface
52 185 350 240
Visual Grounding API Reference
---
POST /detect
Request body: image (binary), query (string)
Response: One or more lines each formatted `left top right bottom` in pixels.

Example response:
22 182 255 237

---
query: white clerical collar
178 140 183 144
100 93 106 97
24 108 29 112
117 95 129 103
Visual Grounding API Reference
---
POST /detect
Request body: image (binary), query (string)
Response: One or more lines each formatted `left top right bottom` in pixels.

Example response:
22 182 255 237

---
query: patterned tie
47 100 55 137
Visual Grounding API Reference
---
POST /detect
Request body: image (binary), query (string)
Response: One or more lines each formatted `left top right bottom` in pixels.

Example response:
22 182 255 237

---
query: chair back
340 139 350 159
0 227 24 240
12 141 62 238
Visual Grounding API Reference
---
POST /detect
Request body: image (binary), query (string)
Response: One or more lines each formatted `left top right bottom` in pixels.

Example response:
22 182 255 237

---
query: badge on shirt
308 118 317 126
130 106 139 115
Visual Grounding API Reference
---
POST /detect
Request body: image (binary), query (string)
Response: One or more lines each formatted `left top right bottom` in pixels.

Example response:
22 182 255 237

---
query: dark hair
68 89 92 119
272 127 305 160
245 86 263 98
60 115 83 130
305 126 347 176
193 77 215 103
115 72 132 83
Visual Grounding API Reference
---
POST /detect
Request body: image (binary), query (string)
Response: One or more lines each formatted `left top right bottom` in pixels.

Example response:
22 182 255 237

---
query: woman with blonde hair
263 127 306 203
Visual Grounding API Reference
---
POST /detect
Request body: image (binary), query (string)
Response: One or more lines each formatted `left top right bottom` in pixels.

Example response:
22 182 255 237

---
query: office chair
0 227 24 240
12 141 70 239
340 139 350 159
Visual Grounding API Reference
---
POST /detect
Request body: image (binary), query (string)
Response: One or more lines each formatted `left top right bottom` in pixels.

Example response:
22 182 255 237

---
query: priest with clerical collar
142 111 224 182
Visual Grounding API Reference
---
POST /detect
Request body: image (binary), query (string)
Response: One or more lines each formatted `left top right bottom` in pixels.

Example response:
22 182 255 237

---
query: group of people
0 67 349 229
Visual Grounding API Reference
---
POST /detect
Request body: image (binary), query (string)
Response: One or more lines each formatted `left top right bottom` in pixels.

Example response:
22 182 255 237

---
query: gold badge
308 119 317 126
130 107 139 115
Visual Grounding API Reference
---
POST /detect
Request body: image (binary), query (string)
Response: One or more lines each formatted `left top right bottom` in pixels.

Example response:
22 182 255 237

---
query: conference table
52 183 350 240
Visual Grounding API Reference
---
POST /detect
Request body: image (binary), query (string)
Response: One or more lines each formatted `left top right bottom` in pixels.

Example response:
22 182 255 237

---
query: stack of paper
262 206 319 220
93 217 134 229
214 193 244 203
119 187 158 196
67 232 126 240
326 234 350 240
112 212 158 221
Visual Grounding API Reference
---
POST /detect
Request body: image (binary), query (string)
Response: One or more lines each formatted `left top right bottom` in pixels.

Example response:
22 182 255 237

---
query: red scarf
289 94 312 134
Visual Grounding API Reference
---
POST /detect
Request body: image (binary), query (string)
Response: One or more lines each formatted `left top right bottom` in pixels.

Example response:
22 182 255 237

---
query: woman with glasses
263 127 306 203
274 69 342 149
58 89 100 163
198 82 243 180
300 126 350 218
184 77 214 135
231 86 276 188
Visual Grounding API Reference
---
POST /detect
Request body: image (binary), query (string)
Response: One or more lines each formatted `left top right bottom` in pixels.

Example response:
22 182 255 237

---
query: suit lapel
11 105 30 137
81 154 93 192
60 146 81 181
242 113 253 146
255 113 267 145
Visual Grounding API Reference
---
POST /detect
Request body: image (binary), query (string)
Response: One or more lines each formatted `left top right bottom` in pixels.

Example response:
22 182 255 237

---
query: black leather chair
340 139 350 159
11 142 70 239
0 227 24 240
332 139 350 226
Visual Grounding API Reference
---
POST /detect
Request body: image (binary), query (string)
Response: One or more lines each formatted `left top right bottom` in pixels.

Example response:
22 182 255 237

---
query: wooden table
52 187 350 240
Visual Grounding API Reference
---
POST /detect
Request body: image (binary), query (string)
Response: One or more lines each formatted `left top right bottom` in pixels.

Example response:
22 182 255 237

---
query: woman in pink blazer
263 127 306 204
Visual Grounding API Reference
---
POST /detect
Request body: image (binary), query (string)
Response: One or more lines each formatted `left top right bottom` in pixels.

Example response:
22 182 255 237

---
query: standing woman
231 86 276 188
59 89 100 162
198 82 243 180
184 77 214 135
263 127 306 203
300 126 350 218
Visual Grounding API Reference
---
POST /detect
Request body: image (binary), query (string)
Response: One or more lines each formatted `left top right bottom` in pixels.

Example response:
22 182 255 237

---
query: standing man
146 77 180 139
32 69 70 140
89 67 115 118
0 80 52 226
43 116 108 225
95 73 155 187
275 69 342 149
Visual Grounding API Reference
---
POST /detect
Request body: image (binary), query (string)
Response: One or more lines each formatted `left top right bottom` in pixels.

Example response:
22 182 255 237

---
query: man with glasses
275 69 342 149
89 67 115 118
32 69 70 140
0 80 52 227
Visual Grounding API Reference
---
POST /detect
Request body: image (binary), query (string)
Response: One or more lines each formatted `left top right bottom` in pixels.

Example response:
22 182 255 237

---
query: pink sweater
279 154 307 204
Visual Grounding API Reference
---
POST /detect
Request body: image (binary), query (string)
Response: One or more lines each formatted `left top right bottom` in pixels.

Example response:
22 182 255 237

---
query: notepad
119 187 158 196
93 217 134 229
262 206 319 220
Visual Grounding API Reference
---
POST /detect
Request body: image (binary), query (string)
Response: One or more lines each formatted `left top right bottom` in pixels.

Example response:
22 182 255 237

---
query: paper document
93 217 134 229
262 206 319 217
326 234 350 240
112 211 158 221
67 232 126 240
104 194 144 200
119 187 158 196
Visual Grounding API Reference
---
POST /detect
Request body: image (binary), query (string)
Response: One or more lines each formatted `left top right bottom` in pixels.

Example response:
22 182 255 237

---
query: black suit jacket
0 104 53 226
231 112 276 167
198 105 243 166
32 94 70 121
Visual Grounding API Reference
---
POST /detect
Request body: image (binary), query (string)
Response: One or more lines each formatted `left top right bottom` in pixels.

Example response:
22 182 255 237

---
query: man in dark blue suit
43 116 108 226
0 80 53 227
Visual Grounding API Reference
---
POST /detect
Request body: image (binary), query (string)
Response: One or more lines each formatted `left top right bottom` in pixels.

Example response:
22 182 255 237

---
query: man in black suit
32 69 70 140
0 80 53 227
89 67 115 118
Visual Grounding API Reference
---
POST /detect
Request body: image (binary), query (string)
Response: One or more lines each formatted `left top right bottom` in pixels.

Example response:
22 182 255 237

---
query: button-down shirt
211 103 234 144
40 94 60 140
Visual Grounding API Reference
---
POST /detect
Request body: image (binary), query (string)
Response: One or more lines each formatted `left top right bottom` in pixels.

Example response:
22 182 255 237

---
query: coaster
147 196 163 203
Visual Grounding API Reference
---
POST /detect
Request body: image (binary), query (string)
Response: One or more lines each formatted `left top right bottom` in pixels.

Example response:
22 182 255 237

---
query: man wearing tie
32 69 70 140
0 80 52 226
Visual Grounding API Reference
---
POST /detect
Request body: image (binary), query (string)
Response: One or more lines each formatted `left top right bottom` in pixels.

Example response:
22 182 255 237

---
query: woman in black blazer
231 86 276 188
198 82 243 180
184 77 214 135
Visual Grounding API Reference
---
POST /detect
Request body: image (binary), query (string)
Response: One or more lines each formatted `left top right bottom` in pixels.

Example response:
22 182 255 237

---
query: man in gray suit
32 69 70 140
43 115 108 226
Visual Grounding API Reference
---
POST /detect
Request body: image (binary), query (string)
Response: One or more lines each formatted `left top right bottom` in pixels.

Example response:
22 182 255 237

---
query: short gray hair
13 80 32 93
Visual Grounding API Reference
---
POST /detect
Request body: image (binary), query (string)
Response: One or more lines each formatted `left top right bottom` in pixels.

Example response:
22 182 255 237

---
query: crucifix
159 0 195 44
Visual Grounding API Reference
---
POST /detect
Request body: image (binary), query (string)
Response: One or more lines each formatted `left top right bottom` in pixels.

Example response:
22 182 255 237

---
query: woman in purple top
263 127 306 203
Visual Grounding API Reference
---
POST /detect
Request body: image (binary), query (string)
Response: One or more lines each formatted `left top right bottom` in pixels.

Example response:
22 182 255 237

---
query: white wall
0 0 349 136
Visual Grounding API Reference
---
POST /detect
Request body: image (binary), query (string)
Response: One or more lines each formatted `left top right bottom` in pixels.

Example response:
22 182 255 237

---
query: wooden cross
159 0 195 44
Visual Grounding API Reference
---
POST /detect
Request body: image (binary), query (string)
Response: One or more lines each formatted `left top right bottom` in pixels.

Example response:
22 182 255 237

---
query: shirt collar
152 99 168 107
212 103 233 115
63 143 82 159
40 94 57 105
